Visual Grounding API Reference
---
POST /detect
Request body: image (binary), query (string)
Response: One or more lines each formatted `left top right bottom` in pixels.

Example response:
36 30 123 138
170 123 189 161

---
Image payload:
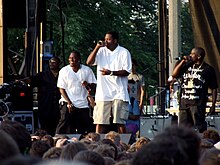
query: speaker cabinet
140 116 172 140
206 116 220 132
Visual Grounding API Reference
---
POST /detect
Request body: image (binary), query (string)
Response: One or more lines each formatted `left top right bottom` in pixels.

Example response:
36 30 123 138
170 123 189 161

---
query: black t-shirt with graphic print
178 62 218 110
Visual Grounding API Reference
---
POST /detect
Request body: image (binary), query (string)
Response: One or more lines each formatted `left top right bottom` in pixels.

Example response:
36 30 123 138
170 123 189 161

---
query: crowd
0 120 220 165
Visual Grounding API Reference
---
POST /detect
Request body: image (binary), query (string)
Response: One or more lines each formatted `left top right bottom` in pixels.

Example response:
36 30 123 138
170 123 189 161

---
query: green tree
46 0 159 87
181 2 194 54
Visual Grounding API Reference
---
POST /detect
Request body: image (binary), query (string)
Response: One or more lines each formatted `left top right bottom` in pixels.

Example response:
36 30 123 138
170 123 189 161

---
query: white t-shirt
94 45 132 101
128 73 145 101
57 64 97 108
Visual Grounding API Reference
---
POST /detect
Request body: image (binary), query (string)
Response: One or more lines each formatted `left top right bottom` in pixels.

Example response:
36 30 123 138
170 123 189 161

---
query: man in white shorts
87 31 132 133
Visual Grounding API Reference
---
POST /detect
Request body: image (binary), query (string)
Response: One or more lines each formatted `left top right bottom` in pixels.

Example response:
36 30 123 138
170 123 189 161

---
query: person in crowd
0 120 32 155
41 134 55 147
1 154 42 165
104 131 121 147
60 142 88 161
84 132 101 142
92 143 116 159
73 150 105 165
29 140 51 158
132 134 190 165
99 138 119 160
42 147 62 160
128 58 145 113
199 147 220 165
0 130 20 163
55 50 96 135
135 136 151 152
86 31 132 133
202 129 220 144
153 125 201 165
19 57 61 136
126 95 141 144
171 47 218 133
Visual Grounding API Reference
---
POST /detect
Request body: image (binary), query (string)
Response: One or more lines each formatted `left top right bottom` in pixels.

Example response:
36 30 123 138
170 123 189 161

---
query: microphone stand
141 59 167 116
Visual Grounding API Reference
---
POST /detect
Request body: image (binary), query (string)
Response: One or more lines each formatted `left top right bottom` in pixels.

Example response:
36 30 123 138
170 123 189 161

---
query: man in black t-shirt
172 47 218 133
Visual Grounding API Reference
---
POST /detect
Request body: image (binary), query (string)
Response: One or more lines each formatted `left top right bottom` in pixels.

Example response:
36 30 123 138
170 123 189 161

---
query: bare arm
210 88 217 114
139 86 145 111
172 60 186 78
86 43 102 66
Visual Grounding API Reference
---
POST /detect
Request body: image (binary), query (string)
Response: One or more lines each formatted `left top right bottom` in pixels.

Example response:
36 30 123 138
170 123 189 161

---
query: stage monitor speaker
206 116 220 132
55 134 82 140
140 116 172 140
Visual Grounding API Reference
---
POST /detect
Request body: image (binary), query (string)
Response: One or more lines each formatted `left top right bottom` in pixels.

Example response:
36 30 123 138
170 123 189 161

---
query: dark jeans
55 102 94 134
179 105 207 133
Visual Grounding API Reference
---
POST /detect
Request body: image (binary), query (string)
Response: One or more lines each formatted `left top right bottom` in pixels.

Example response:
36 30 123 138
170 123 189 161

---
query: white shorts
93 100 129 125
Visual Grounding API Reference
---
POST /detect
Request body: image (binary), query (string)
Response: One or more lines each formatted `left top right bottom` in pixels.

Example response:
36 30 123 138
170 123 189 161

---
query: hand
55 138 68 147
99 68 111 75
81 81 89 87
139 104 143 111
97 40 106 47
67 103 75 113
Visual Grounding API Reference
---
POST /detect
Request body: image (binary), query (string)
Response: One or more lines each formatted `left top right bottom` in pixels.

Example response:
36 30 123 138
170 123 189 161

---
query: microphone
175 56 191 61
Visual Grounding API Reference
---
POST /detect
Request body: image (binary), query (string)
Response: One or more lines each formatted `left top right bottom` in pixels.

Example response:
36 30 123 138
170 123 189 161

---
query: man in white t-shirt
55 50 96 134
87 31 132 133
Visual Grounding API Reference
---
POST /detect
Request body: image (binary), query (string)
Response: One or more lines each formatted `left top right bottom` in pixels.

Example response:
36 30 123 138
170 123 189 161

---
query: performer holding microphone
87 31 132 133
171 47 218 133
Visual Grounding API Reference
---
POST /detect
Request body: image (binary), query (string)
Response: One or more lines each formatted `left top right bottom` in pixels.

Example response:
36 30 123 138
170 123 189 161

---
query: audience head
199 147 220 165
29 140 51 158
60 142 87 161
42 147 62 160
41 135 54 147
33 129 48 139
132 135 189 165
153 125 201 165
0 120 31 154
105 131 121 146
200 138 214 155
99 138 118 160
135 136 151 151
73 150 105 165
104 156 116 165
85 132 101 142
202 129 220 144
0 130 20 162
1 154 42 165
93 144 115 159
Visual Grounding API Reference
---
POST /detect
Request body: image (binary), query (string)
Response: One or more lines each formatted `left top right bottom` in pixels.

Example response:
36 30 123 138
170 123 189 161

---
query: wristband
110 71 114 76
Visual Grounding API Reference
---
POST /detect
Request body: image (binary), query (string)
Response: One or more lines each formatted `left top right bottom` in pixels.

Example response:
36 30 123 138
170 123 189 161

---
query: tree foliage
46 0 159 87
181 2 194 55
6 0 193 93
